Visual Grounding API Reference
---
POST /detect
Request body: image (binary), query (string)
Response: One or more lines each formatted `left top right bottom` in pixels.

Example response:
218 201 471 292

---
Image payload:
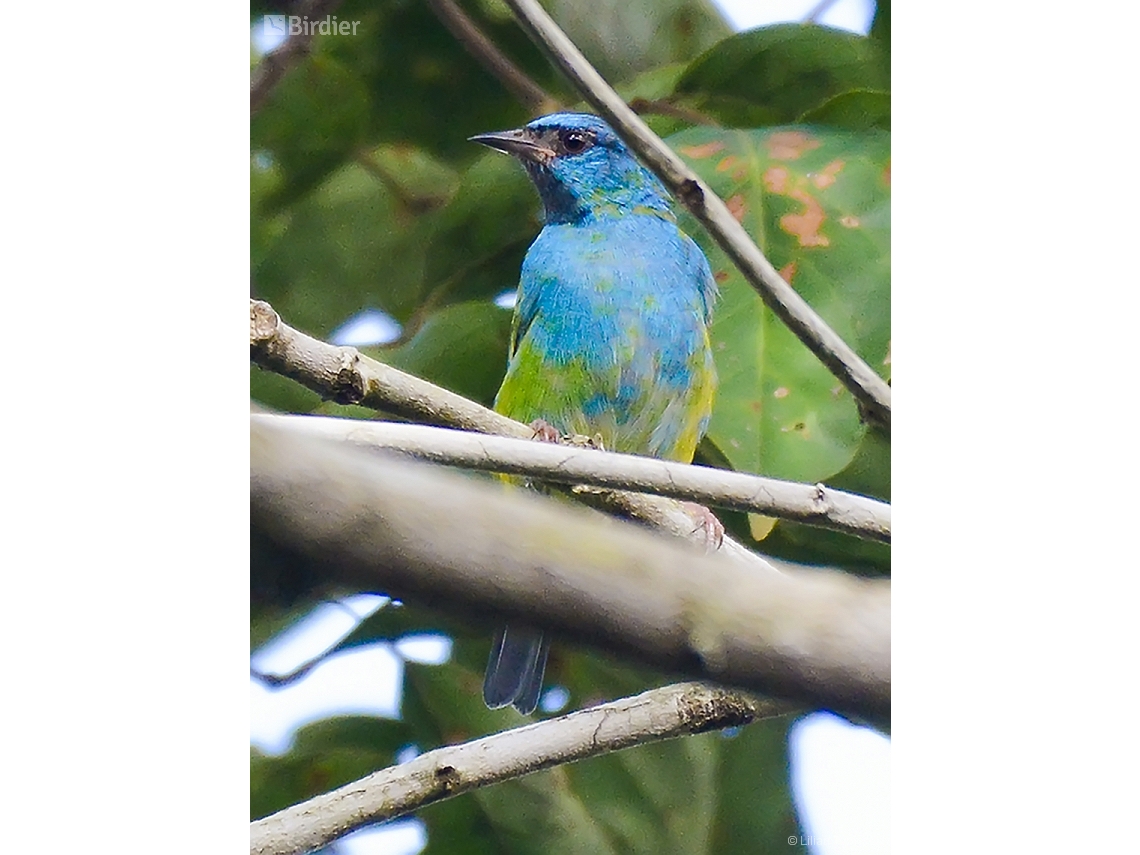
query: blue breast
516 213 714 395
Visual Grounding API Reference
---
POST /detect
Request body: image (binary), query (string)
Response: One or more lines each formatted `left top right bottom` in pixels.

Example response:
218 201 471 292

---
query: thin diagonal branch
251 418 892 720
250 0 343 115
426 0 558 114
250 682 791 855
251 662 321 688
249 299 778 574
253 413 891 543
498 0 892 432
629 97 721 127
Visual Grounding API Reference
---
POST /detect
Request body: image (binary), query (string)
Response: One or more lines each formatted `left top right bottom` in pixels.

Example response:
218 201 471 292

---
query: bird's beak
469 129 555 165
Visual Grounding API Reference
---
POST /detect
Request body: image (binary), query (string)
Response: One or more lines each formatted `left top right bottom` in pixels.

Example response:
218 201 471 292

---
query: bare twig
251 418 892 721
249 298 780 572
253 413 891 543
250 682 791 855
498 0 892 432
629 96 720 127
352 149 452 215
250 0 343 114
426 0 559 114
251 663 320 688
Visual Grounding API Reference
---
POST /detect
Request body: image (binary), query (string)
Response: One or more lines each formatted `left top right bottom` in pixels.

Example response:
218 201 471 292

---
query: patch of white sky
713 0 874 33
329 308 402 346
790 712 891 855
252 2 887 852
251 597 451 756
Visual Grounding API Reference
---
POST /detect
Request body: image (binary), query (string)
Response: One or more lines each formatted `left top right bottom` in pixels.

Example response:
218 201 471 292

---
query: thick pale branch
250 298 529 437
254 413 891 543
499 0 891 431
251 418 891 722
249 299 778 571
250 682 790 855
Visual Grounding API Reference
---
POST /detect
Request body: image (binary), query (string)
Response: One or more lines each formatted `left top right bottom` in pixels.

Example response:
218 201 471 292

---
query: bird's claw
529 419 562 444
529 420 605 451
682 502 724 551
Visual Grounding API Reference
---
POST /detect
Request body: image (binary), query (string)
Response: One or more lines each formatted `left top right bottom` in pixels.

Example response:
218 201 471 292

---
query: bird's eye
560 130 590 154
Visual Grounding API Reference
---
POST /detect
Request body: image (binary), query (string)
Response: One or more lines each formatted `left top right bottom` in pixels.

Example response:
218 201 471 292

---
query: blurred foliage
252 602 801 852
251 0 888 850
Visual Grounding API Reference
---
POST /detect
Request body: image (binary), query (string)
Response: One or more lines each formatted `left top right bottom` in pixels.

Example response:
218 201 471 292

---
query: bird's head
470 112 672 224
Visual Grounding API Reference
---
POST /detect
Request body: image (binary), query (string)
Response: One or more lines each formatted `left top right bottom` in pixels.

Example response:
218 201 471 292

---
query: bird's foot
682 502 724 551
529 419 563 444
528 420 605 451
565 432 605 451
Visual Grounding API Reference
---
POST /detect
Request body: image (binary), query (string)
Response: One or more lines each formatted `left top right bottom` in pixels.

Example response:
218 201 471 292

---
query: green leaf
827 425 890 501
674 24 889 126
670 125 890 483
798 89 891 132
871 0 891 49
380 300 513 406
759 517 891 576
618 61 692 103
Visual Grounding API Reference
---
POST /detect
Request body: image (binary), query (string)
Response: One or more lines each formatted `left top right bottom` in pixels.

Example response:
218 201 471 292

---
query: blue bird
470 112 718 714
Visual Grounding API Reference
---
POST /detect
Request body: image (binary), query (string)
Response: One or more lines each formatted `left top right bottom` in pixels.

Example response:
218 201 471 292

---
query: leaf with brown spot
762 166 789 193
678 140 726 158
716 154 741 173
764 130 821 161
669 125 890 483
811 159 846 189
780 187 830 248
725 194 747 222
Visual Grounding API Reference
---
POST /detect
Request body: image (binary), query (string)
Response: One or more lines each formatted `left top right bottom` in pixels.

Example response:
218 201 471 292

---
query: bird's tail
483 624 549 715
